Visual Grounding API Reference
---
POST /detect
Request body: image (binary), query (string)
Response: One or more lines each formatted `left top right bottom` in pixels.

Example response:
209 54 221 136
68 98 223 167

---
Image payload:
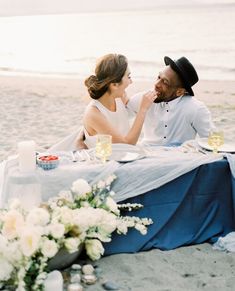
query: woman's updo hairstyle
84 54 128 99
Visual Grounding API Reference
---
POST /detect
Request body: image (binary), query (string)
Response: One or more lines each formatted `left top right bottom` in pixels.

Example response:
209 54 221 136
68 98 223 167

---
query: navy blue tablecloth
104 159 235 255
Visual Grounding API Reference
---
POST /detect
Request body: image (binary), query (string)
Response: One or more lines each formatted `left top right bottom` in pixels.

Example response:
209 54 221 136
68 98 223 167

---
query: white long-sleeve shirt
128 91 214 146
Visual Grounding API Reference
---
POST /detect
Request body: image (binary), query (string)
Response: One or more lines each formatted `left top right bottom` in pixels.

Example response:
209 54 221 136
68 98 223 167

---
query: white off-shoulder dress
84 98 130 148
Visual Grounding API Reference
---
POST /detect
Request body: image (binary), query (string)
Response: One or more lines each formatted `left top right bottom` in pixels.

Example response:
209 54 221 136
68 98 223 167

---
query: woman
83 53 156 148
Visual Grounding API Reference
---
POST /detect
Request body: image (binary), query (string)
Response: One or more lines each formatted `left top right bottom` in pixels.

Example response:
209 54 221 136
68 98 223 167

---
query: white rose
71 179 91 199
50 206 62 221
64 237 81 253
48 197 60 209
2 210 25 239
47 223 65 239
5 241 23 264
85 239 104 261
41 238 58 258
8 198 22 210
19 227 41 257
0 257 13 281
26 208 50 226
99 216 117 235
72 208 91 232
59 206 74 225
58 190 74 202
105 197 119 215
72 207 100 230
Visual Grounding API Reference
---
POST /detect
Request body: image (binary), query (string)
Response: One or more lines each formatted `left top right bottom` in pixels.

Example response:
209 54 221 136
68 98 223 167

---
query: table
1 148 234 255
104 159 235 255
2 144 222 204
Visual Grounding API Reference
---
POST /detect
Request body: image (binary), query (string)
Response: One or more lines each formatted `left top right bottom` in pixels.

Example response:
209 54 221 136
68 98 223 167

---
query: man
77 56 214 148
127 56 214 146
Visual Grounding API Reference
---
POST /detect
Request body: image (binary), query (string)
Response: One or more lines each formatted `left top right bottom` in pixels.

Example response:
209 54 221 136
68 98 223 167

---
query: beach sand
1 75 235 162
1 75 235 290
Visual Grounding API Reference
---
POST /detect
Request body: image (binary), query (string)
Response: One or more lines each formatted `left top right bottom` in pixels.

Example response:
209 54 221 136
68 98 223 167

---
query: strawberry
39 155 58 161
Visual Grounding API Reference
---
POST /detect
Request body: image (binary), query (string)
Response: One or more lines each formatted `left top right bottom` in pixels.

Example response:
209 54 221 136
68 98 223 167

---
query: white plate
112 144 146 162
111 151 145 162
90 144 146 162
197 138 235 153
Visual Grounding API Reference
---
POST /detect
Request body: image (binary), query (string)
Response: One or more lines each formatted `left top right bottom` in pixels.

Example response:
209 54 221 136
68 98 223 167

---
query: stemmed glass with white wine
95 134 112 163
207 130 224 154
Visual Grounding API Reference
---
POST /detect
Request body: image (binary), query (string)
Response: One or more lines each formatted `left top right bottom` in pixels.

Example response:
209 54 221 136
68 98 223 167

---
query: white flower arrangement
0 174 153 290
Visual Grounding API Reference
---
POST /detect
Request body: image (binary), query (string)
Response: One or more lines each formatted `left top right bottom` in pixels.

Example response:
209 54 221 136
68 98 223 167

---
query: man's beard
154 97 163 103
154 94 178 103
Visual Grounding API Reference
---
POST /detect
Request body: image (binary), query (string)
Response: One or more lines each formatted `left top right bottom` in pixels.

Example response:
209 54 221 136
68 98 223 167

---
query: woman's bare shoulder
83 104 103 123
84 103 100 115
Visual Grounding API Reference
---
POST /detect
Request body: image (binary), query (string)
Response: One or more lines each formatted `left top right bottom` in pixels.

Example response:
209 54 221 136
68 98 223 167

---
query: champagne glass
95 134 112 163
208 130 224 154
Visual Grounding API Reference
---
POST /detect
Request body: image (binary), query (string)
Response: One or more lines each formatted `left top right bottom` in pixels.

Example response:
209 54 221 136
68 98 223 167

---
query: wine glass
207 130 224 154
95 134 112 163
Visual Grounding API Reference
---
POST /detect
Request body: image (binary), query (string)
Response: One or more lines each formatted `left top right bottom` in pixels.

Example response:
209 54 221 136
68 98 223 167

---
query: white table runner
0 144 226 206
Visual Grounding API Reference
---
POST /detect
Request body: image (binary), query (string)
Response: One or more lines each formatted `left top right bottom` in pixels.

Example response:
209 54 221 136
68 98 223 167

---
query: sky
0 0 235 16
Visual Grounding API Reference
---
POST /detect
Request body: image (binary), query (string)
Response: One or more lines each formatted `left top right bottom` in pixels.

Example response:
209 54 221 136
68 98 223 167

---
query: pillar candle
18 140 36 173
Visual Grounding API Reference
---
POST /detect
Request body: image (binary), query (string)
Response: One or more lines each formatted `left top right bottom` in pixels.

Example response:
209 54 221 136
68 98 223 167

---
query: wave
129 59 235 72
0 67 85 79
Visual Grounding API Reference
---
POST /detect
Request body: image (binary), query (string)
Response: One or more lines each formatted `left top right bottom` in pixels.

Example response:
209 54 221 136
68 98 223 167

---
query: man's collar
161 95 184 109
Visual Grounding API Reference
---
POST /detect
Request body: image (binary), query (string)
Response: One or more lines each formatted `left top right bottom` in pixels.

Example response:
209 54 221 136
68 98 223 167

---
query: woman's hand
139 90 157 112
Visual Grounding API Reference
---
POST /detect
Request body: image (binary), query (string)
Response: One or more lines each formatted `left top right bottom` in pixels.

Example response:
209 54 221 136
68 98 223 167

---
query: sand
86 244 235 291
1 74 235 290
1 75 235 162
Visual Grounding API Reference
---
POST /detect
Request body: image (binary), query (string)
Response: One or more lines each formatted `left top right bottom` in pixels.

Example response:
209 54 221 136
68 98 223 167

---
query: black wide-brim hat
164 56 199 96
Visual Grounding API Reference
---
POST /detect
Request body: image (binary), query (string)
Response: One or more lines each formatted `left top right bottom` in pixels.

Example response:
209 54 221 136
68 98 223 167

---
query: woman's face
115 68 132 96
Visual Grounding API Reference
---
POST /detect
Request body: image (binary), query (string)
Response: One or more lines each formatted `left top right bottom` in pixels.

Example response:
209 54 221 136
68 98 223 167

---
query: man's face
154 66 182 103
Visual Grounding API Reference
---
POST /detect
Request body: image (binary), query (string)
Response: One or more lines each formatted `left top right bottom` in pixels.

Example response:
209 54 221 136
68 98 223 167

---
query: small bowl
37 155 59 170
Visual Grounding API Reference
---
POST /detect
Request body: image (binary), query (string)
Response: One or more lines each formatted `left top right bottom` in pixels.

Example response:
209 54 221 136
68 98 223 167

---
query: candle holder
5 172 41 210
18 140 36 173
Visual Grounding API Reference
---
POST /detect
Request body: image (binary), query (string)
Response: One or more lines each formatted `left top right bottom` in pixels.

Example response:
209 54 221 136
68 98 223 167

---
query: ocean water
0 2 235 81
